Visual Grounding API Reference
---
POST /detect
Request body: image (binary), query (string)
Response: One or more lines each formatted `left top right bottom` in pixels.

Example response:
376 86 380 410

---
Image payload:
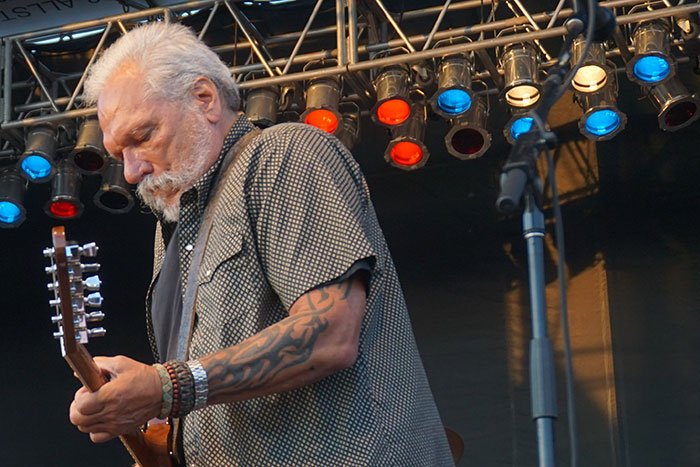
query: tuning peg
84 275 101 291
81 242 99 257
86 311 104 322
53 330 64 339
45 265 56 275
82 263 100 273
87 327 106 338
85 292 103 307
49 298 60 308
43 247 55 258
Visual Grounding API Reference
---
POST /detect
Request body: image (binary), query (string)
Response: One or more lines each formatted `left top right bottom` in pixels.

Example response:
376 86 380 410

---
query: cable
547 148 579 467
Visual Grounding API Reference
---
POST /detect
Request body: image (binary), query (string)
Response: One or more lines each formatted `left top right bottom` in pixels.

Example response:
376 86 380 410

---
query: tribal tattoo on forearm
204 279 355 401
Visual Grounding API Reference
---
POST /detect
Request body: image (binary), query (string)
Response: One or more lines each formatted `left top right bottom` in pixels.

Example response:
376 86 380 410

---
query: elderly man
69 21 453 466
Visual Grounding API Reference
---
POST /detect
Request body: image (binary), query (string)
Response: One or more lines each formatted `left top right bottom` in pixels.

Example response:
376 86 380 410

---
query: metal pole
14 41 59 113
422 0 453 51
282 0 325 75
198 2 220 40
3 39 12 124
1 108 96 130
347 0 360 63
336 0 348 66
223 1 277 77
372 0 417 52
66 23 113 111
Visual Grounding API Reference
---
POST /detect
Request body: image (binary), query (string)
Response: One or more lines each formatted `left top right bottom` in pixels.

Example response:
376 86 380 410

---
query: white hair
83 22 240 110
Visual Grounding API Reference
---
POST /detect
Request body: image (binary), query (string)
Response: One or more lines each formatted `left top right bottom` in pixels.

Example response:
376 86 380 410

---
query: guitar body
46 226 176 467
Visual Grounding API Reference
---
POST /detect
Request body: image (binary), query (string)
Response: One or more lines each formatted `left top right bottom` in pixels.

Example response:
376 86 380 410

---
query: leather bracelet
165 360 195 418
152 363 173 419
186 359 209 411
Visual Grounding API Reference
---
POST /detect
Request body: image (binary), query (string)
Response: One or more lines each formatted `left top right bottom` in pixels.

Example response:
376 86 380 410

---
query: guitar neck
65 344 173 467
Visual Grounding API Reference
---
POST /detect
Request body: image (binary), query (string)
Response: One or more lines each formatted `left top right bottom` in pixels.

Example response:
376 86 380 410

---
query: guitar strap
177 126 262 361
169 126 261 465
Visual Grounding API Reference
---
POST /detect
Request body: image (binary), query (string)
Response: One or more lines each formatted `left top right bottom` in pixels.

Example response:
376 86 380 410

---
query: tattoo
205 278 356 401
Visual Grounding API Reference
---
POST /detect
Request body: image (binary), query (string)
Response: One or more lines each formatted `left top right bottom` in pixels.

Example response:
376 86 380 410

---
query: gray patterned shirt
147 116 454 466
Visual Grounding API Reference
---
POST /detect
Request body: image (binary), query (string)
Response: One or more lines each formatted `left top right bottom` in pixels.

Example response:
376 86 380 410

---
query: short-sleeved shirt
146 116 454 466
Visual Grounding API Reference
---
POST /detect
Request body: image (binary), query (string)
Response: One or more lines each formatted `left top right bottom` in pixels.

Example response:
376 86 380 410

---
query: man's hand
69 356 162 443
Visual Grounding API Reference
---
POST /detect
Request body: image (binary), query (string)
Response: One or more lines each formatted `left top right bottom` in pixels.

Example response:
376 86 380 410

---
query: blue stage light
436 89 472 115
0 201 22 225
20 154 53 181
633 56 670 83
510 117 534 141
584 109 621 136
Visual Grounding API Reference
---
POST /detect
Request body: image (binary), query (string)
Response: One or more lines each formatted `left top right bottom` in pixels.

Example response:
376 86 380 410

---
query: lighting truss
1 0 700 225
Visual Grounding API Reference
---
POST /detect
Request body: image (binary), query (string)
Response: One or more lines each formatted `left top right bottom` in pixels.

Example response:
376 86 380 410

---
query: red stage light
49 200 79 218
304 109 339 134
664 101 697 128
376 99 411 126
389 141 424 167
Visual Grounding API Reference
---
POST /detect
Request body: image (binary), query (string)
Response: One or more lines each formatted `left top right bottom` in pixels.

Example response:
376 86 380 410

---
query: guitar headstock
44 226 105 357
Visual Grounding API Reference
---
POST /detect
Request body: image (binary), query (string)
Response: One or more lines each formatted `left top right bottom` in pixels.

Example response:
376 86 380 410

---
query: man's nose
122 148 151 184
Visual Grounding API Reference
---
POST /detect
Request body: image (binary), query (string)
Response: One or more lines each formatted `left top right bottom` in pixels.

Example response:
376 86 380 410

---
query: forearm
198 275 365 406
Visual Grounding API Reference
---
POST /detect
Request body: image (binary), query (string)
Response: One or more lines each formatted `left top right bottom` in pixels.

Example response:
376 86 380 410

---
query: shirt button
185 244 194 251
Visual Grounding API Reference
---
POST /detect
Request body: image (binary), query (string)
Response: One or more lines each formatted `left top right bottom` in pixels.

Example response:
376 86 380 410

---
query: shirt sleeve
247 124 378 310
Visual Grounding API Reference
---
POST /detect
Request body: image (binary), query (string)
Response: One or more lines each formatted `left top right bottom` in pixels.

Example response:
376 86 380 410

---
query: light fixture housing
19 124 57 183
300 75 343 135
504 108 536 145
430 54 474 118
576 72 627 141
649 77 700 132
93 158 135 214
626 20 675 85
0 168 27 228
372 64 413 127
45 159 83 220
571 38 611 93
245 85 279 128
384 102 429 170
71 119 107 174
337 103 360 152
444 98 492 160
501 42 541 108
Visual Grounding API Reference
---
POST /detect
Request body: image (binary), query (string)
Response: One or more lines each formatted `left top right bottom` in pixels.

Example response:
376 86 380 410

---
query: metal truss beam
1 0 699 142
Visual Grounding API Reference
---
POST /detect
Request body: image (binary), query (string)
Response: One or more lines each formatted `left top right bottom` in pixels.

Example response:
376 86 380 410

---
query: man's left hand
69 355 162 443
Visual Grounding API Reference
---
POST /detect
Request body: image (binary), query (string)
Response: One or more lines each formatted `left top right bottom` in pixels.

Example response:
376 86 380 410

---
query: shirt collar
189 113 256 207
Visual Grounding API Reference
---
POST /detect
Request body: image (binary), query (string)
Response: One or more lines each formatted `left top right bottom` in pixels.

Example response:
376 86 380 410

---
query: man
70 21 453 466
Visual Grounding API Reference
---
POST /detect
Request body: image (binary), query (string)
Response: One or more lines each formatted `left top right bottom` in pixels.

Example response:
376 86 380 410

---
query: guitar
44 226 174 467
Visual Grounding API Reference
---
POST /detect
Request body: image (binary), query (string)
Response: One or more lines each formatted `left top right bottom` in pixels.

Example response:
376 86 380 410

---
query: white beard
136 113 214 222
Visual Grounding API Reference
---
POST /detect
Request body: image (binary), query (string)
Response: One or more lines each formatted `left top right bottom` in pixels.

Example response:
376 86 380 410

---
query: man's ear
191 76 222 124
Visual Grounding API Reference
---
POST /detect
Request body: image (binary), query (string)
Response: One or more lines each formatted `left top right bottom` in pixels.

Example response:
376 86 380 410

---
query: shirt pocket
197 220 245 286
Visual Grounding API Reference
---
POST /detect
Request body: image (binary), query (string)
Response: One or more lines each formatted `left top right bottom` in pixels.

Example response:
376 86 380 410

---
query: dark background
1 71 699 467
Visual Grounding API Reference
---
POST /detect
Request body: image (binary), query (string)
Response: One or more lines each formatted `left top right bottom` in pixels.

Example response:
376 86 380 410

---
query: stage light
19 124 57 183
384 102 428 170
627 21 674 85
501 42 541 108
575 74 626 141
430 54 474 118
571 38 611 93
444 98 492 160
72 119 107 174
372 64 412 127
245 86 279 128
0 168 27 228
300 74 342 135
338 103 360 152
93 158 135 214
45 159 83 219
504 108 535 145
649 77 700 132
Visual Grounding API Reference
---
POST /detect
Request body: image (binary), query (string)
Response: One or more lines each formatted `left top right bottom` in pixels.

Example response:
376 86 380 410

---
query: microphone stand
495 21 585 467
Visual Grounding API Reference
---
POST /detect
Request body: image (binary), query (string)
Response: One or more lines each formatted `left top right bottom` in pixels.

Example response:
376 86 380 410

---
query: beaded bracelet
165 360 195 418
164 362 181 418
152 363 173 419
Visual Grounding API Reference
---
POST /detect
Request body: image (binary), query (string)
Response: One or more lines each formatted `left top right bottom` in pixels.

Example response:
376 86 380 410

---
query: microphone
569 0 617 42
